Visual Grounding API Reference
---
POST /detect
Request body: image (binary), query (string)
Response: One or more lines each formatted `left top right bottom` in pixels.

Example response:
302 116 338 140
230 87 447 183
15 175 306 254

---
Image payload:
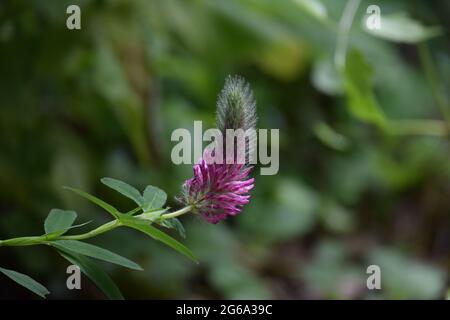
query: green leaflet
143 185 167 211
159 218 186 239
52 240 143 271
58 250 124 300
63 186 121 219
122 216 197 263
101 177 145 206
44 209 77 236
0 266 49 298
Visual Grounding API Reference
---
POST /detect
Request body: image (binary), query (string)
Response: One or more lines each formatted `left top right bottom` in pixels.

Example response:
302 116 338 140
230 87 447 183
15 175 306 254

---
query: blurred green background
0 0 449 299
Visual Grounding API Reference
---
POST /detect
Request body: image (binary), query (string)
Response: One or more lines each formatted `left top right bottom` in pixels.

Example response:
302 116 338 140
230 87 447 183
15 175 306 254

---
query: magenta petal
180 150 254 224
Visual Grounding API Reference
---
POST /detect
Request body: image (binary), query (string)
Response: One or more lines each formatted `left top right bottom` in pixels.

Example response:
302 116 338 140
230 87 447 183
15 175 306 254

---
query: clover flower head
180 75 257 223
181 153 254 223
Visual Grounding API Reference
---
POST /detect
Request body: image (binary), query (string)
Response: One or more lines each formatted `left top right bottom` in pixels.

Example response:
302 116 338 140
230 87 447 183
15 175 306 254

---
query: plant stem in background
418 43 450 125
335 0 361 70
387 119 448 136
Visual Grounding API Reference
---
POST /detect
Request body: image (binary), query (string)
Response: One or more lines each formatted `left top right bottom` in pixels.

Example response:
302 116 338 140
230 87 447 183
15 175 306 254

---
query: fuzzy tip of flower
216 75 258 165
216 75 257 134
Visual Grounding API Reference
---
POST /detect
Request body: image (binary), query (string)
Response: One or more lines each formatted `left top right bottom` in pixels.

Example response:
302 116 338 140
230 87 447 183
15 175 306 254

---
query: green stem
125 207 142 215
160 205 192 220
418 43 450 125
0 206 193 247
57 220 122 241
0 236 47 247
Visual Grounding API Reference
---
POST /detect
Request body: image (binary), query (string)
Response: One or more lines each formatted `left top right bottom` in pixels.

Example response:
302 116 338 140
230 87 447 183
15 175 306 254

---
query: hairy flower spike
180 75 257 223
216 75 257 133
216 75 257 164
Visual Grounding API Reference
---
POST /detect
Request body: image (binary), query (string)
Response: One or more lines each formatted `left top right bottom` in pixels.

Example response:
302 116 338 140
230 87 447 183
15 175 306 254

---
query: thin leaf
101 177 144 206
66 220 93 231
52 240 143 271
143 185 167 211
0 266 49 298
159 218 186 239
57 250 123 300
63 186 121 219
123 217 197 263
44 209 77 236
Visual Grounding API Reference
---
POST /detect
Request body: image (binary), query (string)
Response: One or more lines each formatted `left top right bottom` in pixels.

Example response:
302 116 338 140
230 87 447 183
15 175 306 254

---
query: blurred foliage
0 0 449 299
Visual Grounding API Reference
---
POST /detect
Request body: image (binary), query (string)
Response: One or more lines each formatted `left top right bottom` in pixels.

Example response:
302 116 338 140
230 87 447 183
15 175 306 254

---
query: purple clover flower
180 75 257 223
181 151 255 223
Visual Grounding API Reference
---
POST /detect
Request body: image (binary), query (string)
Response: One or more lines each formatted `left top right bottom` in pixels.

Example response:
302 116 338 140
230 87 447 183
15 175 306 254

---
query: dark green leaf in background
313 122 350 151
342 50 386 127
363 13 442 44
